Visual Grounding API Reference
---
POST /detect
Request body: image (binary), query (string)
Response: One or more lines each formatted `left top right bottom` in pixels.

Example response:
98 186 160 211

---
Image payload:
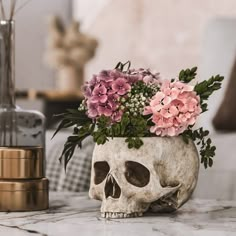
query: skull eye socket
94 161 110 185
125 161 150 187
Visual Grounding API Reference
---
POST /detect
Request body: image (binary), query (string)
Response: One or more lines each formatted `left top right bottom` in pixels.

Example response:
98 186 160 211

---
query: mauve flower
128 68 161 85
112 110 123 122
126 74 142 84
107 93 119 108
85 69 129 121
82 84 92 98
143 75 160 85
87 102 99 118
109 69 124 78
91 85 108 103
97 102 113 117
144 79 201 136
90 75 100 87
98 70 114 82
112 78 131 95
100 81 115 95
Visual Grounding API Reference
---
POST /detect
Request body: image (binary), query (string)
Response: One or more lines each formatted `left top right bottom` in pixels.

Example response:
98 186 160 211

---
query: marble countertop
0 192 235 236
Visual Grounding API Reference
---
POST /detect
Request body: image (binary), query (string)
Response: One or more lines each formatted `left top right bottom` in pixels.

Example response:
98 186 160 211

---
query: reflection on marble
0 192 235 236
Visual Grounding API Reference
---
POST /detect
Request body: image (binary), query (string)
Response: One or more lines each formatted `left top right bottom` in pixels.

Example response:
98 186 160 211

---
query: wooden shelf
16 89 84 101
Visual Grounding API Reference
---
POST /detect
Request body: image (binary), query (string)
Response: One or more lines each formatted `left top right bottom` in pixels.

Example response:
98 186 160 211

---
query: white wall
73 0 236 80
15 0 72 90
73 0 111 31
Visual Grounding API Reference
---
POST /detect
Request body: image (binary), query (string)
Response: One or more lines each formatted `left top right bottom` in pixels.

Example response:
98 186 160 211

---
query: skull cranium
89 137 199 218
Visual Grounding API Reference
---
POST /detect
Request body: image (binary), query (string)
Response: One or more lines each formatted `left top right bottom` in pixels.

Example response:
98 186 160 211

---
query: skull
89 137 199 218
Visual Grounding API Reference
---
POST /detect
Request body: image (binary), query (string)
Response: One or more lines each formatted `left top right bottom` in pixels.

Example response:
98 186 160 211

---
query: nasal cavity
105 174 121 199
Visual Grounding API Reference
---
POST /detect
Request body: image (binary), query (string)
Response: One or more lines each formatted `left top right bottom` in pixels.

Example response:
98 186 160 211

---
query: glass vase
0 20 45 148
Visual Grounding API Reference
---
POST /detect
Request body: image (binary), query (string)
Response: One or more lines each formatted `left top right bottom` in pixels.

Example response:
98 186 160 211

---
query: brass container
0 147 44 179
0 178 49 211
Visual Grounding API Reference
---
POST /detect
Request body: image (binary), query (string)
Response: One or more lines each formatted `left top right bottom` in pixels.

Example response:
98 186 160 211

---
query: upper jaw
101 212 143 219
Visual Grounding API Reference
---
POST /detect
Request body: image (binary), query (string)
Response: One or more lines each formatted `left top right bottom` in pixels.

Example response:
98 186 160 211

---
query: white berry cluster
120 92 148 116
78 99 87 111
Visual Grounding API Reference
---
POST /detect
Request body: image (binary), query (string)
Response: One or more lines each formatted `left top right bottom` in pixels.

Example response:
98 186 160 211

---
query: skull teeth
101 212 143 219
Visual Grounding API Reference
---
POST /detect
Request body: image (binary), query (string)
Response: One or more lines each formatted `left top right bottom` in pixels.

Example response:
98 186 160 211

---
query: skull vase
89 137 199 219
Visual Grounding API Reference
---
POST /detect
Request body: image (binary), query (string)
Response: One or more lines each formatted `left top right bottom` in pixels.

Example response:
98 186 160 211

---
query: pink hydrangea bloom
87 102 99 118
84 69 136 122
112 78 131 95
112 110 123 122
127 68 161 85
97 102 113 117
91 85 108 103
144 79 202 136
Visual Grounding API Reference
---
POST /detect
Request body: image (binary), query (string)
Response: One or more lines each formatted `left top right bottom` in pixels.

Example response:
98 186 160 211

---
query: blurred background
13 0 236 199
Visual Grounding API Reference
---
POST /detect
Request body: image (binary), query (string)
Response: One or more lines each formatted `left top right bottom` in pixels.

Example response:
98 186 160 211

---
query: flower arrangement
54 61 224 169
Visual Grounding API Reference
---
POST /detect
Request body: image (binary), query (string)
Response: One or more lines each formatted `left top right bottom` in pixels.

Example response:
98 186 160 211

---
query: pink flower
100 81 114 95
87 102 98 118
143 75 160 85
107 93 119 108
112 110 123 122
144 79 201 136
112 78 131 95
85 69 131 121
128 68 161 85
91 85 108 103
97 102 113 117
98 70 114 82
90 75 100 87
82 83 92 98
126 74 142 84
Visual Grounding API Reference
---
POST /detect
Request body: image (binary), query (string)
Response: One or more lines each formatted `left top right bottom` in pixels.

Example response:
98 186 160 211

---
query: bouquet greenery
54 61 223 169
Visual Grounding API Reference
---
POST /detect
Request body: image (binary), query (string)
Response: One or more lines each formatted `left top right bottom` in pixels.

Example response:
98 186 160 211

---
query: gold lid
0 146 43 159
0 146 45 179
0 178 48 191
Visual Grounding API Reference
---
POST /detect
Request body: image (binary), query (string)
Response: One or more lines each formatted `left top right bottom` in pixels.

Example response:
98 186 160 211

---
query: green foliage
179 67 198 83
194 75 224 113
52 109 94 170
125 137 144 149
94 114 150 149
131 80 157 97
182 128 216 168
92 116 110 145
52 109 92 139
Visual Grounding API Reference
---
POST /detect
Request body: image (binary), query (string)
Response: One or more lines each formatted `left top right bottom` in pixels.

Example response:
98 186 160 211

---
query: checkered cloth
46 131 95 192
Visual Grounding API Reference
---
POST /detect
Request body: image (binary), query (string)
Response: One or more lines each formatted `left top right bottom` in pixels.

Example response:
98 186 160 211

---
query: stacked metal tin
0 147 49 211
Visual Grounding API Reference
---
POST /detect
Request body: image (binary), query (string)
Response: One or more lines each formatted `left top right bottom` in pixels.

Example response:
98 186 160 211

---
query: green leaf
120 114 130 135
59 131 91 170
52 119 74 139
194 81 208 94
182 133 189 144
209 158 213 167
179 67 198 83
114 61 131 72
194 74 224 112
191 67 197 73
183 127 216 168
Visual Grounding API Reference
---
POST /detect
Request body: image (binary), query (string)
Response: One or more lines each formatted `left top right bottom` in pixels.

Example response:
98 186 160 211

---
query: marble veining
0 192 235 236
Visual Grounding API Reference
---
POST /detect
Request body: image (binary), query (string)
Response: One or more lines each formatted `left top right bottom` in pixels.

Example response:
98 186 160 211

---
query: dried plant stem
10 0 17 20
0 0 6 20
15 0 32 15
0 0 33 20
